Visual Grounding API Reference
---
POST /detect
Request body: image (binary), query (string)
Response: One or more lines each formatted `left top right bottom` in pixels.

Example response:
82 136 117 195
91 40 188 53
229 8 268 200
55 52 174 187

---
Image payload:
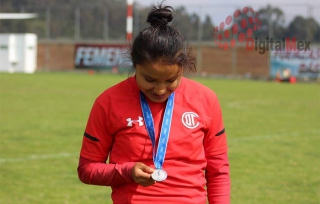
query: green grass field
0 72 319 204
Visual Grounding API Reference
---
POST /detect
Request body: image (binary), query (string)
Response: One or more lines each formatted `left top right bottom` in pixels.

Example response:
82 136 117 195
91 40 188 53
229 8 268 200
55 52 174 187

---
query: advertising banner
74 44 132 70
269 47 320 79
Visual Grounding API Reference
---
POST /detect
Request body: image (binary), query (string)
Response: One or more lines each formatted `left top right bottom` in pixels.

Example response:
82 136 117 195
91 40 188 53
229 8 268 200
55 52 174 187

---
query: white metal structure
0 13 38 19
0 34 38 73
0 13 38 73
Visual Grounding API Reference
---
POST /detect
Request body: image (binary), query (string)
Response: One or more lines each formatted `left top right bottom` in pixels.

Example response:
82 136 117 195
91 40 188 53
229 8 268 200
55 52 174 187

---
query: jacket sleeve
78 96 135 186
204 94 231 203
205 152 230 204
77 156 135 186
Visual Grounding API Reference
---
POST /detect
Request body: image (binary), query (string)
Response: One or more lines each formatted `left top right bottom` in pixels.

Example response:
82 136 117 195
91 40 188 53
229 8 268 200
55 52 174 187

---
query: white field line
0 152 76 164
228 129 320 142
0 130 319 163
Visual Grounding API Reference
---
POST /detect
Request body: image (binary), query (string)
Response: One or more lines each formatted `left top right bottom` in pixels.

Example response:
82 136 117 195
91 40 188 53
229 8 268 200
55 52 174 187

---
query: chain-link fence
1 6 116 40
1 4 319 41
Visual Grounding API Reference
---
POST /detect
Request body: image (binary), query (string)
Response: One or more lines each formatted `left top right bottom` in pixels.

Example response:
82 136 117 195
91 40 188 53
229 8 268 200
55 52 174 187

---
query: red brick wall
38 42 75 71
236 47 269 76
37 41 269 77
199 46 269 76
201 46 233 75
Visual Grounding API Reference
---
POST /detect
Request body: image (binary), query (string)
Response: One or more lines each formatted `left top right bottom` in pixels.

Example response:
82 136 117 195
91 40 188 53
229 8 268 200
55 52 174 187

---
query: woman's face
135 61 182 103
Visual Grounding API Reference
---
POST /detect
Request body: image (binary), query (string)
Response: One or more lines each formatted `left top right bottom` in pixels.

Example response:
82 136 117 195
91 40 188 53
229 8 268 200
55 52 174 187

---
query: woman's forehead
137 61 181 77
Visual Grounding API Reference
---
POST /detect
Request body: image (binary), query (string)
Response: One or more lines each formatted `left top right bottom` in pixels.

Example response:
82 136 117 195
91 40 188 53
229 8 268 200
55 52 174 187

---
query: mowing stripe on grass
0 130 318 163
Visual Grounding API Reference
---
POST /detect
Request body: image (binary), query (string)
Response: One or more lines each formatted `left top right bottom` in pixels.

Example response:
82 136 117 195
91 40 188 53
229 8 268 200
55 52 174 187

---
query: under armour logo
127 117 144 126
182 112 199 129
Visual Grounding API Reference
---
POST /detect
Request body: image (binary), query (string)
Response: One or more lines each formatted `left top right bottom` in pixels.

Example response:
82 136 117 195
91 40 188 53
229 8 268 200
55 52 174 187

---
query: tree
135 5 209 42
255 5 286 39
172 6 198 41
202 15 214 41
286 16 320 42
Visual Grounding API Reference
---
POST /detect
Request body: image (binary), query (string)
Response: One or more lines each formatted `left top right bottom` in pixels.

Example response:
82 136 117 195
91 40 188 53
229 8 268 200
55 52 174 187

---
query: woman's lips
151 93 167 100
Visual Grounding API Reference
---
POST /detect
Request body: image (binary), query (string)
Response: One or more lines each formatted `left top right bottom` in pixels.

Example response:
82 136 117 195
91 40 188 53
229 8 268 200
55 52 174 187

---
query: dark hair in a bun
130 2 196 72
147 5 173 27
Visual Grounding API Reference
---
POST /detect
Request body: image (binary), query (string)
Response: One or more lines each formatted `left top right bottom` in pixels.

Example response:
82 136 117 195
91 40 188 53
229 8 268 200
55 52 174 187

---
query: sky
134 0 320 26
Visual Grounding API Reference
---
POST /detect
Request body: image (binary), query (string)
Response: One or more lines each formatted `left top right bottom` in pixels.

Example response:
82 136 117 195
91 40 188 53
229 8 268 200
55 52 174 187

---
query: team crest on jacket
181 112 199 129
127 117 144 126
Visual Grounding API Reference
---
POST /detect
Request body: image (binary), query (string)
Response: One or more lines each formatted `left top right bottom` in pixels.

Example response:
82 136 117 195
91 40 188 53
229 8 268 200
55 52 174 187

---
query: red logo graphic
214 7 262 50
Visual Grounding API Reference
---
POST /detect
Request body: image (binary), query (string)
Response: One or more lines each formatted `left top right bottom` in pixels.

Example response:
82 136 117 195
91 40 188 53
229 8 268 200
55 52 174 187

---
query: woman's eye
167 79 176 83
145 78 155 82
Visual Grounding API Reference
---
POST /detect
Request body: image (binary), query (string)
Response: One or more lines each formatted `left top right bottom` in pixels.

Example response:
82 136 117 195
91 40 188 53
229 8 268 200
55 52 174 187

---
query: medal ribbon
140 91 174 169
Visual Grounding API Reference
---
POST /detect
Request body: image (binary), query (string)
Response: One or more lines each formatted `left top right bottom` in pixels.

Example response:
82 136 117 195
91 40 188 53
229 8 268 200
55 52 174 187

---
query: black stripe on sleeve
215 128 225 136
84 132 100 142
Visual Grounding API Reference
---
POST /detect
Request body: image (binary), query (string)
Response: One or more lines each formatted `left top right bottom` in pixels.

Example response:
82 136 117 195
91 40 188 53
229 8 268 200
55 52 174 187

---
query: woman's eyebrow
142 72 180 80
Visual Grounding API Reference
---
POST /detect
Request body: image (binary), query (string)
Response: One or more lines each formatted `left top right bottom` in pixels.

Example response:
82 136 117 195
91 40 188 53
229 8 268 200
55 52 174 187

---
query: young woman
78 3 230 204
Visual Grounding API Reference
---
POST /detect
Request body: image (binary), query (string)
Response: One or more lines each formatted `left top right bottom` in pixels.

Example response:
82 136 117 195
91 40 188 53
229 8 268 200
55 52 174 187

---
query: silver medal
151 169 167 182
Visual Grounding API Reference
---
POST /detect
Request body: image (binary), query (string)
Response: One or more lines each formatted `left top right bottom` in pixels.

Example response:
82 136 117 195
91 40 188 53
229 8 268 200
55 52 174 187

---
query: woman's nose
153 84 166 95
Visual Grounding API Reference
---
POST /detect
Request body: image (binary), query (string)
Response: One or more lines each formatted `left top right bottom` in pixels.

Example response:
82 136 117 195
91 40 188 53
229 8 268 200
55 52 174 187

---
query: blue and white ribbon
140 92 174 169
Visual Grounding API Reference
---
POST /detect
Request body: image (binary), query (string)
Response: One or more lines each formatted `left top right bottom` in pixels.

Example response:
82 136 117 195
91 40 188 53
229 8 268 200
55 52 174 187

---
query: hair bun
147 5 174 27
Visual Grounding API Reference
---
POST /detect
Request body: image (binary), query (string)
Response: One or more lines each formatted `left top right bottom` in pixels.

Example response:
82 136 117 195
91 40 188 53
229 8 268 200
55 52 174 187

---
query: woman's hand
131 162 156 187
